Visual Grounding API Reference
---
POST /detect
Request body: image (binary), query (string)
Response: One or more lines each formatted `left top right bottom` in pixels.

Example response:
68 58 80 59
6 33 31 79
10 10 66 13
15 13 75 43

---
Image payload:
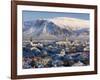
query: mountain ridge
23 17 89 41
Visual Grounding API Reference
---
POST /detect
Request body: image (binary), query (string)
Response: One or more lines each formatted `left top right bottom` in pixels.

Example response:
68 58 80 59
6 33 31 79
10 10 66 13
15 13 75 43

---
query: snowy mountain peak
49 17 89 30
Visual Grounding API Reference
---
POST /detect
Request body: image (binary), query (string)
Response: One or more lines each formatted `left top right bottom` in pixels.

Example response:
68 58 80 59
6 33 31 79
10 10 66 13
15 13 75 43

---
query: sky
22 10 90 22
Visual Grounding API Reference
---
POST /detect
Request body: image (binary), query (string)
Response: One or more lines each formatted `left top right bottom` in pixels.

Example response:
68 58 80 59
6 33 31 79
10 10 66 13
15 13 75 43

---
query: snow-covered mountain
49 17 89 30
23 17 89 41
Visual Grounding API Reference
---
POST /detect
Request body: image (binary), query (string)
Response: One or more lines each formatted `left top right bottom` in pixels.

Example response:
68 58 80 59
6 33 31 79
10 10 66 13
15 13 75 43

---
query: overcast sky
22 10 90 22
